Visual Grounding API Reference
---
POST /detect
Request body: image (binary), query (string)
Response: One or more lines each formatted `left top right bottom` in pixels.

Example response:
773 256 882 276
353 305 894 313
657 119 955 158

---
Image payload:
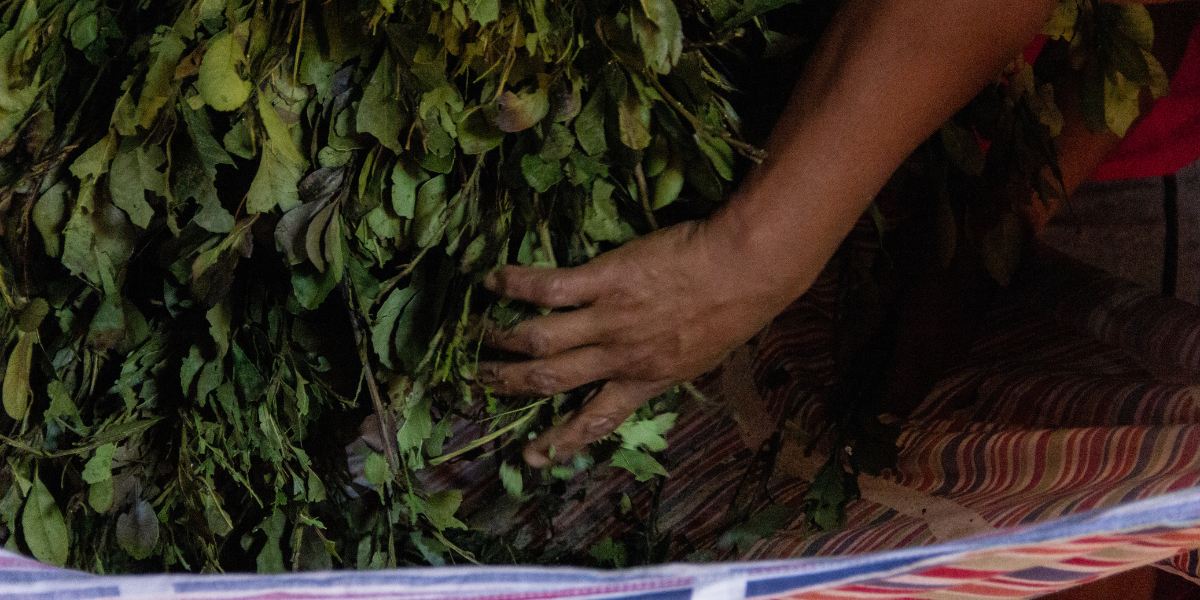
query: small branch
647 75 767 163
634 163 658 230
339 277 401 471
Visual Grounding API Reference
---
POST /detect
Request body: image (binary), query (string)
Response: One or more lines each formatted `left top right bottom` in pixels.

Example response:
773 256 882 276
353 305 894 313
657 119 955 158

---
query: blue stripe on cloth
744 556 918 596
0 570 101 583
0 586 119 600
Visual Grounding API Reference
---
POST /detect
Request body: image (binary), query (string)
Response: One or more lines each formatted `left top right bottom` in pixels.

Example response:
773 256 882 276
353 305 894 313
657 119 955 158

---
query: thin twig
647 75 767 163
634 163 658 230
339 277 401 471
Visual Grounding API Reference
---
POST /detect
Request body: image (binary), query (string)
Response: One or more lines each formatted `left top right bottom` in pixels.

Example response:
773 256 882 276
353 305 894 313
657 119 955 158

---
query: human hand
478 214 802 467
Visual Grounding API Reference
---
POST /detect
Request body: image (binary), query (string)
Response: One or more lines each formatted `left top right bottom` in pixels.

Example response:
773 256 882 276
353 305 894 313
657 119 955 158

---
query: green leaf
32 182 69 257
614 413 676 452
197 30 251 112
372 286 417 370
88 478 113 514
109 137 167 229
610 447 668 482
70 13 99 50
364 452 393 487
391 157 426 220
499 462 523 497
584 181 630 243
457 108 505 155
575 91 608 156
539 123 575 161
694 132 733 180
521 154 563 193
22 475 69 567
718 504 791 554
467 0 499 25
633 0 683 74
724 0 800 29
397 394 432 455
358 50 408 152
413 175 448 248
420 490 466 531
4 332 34 421
256 509 286 573
803 459 856 531
589 537 627 567
939 123 984 177
16 298 48 333
982 212 1023 286
82 443 117 484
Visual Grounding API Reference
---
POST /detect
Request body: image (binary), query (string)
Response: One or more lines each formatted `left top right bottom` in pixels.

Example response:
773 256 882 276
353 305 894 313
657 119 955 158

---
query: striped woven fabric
442 245 1200 573
1 488 1200 599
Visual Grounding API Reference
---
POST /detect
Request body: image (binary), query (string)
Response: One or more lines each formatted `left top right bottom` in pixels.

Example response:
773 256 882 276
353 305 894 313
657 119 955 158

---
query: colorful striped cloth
1 487 1199 599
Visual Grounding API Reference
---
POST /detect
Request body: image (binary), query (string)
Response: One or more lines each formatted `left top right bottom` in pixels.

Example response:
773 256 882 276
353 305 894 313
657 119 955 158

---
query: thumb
524 379 669 468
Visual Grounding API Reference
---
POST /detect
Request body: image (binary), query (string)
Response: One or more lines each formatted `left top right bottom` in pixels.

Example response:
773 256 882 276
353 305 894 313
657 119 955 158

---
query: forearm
707 0 1058 302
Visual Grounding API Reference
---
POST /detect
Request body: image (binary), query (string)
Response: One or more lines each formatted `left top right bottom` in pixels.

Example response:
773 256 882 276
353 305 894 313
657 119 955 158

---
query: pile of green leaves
0 0 1168 574
0 0 792 573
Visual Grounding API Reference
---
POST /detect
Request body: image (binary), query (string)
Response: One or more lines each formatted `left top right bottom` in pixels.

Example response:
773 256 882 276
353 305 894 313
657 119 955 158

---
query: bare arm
481 0 1058 466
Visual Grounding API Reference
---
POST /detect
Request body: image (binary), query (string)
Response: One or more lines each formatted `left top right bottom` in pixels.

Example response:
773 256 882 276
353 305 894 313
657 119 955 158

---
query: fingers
484 310 601 358
524 379 669 468
477 345 615 397
484 264 604 308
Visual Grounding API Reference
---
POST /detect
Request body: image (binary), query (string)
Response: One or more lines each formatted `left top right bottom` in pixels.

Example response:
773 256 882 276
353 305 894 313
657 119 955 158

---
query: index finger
484 264 605 308
523 379 670 468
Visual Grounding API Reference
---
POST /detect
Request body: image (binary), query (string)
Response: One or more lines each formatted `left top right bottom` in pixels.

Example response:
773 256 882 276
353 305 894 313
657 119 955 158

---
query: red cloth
1093 22 1200 180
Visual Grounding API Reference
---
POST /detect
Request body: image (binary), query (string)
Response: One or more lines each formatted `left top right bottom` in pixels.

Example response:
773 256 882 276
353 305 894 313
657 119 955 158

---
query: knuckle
526 367 562 397
537 277 568 306
521 325 554 357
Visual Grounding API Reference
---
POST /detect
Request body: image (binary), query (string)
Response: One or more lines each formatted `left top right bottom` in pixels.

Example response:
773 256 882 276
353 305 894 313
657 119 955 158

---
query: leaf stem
647 75 767 163
633 163 658 230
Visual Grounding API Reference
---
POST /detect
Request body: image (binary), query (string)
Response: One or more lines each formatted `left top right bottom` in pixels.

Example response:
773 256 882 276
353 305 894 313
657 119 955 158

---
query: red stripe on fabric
915 566 1007 579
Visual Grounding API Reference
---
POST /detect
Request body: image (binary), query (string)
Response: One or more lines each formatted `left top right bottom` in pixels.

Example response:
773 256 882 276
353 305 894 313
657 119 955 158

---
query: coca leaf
22 475 69 567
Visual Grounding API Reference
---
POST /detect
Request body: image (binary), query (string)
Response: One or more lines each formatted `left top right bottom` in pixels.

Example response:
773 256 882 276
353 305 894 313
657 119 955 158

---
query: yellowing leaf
3 332 34 421
495 87 549 133
197 31 251 112
135 33 187 129
618 90 651 150
1104 71 1141 137
247 96 306 214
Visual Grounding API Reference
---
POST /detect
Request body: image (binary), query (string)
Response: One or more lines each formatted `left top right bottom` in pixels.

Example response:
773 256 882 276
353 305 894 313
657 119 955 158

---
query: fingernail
584 417 614 440
483 270 500 291
524 443 551 468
